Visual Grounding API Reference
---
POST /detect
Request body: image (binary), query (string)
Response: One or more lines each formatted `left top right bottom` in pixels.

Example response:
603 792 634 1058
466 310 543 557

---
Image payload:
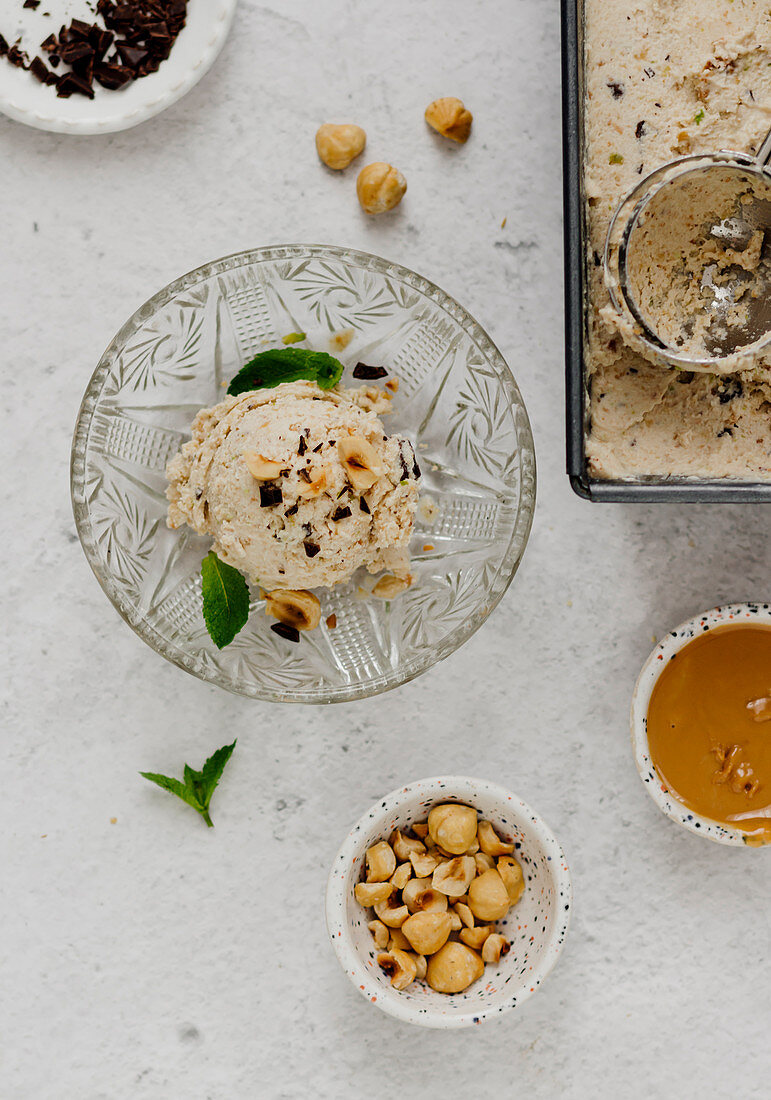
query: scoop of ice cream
166 380 420 590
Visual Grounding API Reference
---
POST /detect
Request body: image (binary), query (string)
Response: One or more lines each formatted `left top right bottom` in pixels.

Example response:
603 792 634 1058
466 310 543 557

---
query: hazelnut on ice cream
166 380 420 590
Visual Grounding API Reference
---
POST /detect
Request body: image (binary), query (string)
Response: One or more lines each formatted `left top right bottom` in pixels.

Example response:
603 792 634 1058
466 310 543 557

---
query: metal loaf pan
560 0 771 503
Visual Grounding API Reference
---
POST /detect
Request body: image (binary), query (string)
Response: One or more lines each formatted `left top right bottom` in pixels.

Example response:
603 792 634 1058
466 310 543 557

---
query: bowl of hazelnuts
325 776 572 1028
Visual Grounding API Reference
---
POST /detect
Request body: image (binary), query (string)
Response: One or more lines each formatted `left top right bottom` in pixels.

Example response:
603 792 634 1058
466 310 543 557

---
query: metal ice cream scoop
604 125 771 373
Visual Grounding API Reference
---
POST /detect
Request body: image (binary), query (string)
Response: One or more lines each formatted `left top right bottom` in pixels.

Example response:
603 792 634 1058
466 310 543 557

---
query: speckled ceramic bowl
325 776 572 1028
631 603 771 846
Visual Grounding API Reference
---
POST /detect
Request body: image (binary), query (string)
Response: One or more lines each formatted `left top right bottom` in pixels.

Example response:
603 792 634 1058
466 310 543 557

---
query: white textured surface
2 1 770 1097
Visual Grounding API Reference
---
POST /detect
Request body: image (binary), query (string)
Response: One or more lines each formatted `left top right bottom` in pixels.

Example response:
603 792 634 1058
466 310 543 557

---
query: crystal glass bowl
71 245 536 703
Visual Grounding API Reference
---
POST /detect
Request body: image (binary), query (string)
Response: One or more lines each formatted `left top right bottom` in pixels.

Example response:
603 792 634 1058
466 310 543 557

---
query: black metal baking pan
560 0 771 503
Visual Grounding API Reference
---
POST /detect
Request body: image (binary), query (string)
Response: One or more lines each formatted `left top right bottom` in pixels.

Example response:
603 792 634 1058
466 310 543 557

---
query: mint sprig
140 741 236 827
227 347 344 396
201 551 250 648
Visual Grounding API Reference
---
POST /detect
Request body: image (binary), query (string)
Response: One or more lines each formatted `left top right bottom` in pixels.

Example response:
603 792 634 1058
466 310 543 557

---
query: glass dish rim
70 243 537 704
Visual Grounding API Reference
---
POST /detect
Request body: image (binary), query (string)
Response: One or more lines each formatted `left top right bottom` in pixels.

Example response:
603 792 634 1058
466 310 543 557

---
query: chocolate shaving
331 506 351 521
284 503 299 517
298 468 312 483
303 540 321 558
0 35 9 58
259 483 283 507
297 435 307 457
359 496 371 514
23 0 40 9
270 622 300 643
353 362 388 380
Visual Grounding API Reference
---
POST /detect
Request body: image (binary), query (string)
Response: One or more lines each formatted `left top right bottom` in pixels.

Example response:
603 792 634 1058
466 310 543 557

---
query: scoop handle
759 125 771 167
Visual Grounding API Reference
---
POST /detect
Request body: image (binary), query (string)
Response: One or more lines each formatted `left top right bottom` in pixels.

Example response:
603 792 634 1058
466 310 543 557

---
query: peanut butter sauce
647 624 771 845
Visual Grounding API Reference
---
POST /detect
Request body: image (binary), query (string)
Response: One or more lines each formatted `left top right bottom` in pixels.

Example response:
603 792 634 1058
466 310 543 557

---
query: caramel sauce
647 624 771 845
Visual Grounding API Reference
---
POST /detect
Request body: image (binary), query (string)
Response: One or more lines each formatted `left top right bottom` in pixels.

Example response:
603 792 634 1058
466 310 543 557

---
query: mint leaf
199 741 237 805
201 551 250 649
140 740 237 827
226 347 344 396
282 331 306 345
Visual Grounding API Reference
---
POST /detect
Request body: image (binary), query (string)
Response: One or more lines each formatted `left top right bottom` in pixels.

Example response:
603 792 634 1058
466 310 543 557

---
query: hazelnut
402 878 448 915
458 925 493 951
453 902 474 929
387 926 411 952
482 933 510 965
427 803 478 855
356 162 407 215
368 919 389 950
389 828 425 862
497 856 525 906
409 849 440 878
467 869 510 922
411 823 429 839
413 953 428 980
244 452 283 480
372 574 412 599
402 911 452 956
354 881 393 907
431 855 476 898
338 436 384 491
474 852 495 875
264 589 321 632
426 942 484 994
374 895 410 928
424 97 473 143
390 862 412 891
365 840 396 883
477 820 515 857
377 949 417 991
315 123 366 170
448 910 463 932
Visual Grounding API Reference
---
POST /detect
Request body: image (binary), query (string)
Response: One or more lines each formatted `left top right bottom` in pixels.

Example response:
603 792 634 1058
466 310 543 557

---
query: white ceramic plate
0 0 236 134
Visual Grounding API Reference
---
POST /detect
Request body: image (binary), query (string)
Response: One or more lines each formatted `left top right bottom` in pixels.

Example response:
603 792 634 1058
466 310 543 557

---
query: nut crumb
331 329 354 351
110 817 117 824
326 613 337 629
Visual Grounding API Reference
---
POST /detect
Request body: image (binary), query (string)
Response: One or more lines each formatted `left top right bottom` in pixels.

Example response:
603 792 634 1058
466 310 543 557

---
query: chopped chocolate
312 443 324 453
8 46 28 69
297 435 307 457
298 468 312 483
270 622 300 644
23 0 41 9
116 42 147 68
69 19 93 40
29 56 53 84
607 80 625 98
259 483 283 508
716 379 743 404
635 120 647 139
59 41 94 65
94 62 133 89
353 362 389 380
0 34 9 58
284 503 299 517
41 34 58 53
303 540 321 558
359 496 370 514
331 506 351 521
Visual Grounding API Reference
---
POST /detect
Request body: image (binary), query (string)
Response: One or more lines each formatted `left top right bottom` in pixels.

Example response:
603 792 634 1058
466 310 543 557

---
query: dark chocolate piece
0 34 9 58
284 503 299 517
298 435 307 457
116 42 147 68
94 61 133 88
353 362 388 380
303 541 320 558
259 484 283 508
29 56 50 83
359 496 370 514
331 506 351 521
270 622 300 643
23 0 41 9
56 70 95 97
41 34 59 52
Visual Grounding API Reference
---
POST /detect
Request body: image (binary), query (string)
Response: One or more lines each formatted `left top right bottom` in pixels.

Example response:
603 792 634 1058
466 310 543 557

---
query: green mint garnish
282 331 307 345
201 551 250 648
227 347 344 396
694 109 705 124
609 153 624 165
140 741 236 828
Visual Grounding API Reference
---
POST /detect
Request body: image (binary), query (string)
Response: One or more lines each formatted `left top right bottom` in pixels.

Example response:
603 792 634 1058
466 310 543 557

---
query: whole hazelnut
424 97 473 143
356 162 407 215
315 123 367 170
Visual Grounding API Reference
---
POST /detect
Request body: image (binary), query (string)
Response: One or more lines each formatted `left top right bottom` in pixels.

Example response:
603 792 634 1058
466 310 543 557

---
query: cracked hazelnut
372 574 412 599
356 162 407 215
482 933 510 965
264 589 321 632
315 123 366 170
387 926 411 952
244 452 283 479
389 829 425 862
390 862 412 891
477 820 515 856
368 919 389 950
427 803 478 855
365 840 396 883
413 953 428 980
474 852 494 875
468 868 510 922
409 849 440 878
432 855 476 898
426 942 484 994
453 902 474 928
338 435 384 491
402 911 452 956
402 878 448 914
374 895 410 928
424 97 473 143
459 925 493 951
354 881 393 907
377 948 417 990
